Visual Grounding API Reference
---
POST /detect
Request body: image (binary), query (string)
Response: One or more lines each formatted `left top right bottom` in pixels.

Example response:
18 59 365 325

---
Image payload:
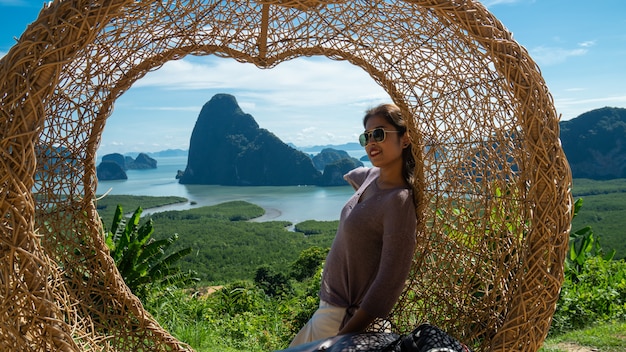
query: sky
1 0 625 156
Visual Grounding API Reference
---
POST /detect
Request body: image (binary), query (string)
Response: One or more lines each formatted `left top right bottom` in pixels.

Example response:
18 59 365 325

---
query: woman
289 103 417 347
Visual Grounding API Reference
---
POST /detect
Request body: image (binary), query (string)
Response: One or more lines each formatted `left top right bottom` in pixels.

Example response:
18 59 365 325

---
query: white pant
288 300 344 347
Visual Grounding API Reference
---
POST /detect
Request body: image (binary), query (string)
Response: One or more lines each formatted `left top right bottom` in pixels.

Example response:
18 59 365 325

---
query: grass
540 321 626 352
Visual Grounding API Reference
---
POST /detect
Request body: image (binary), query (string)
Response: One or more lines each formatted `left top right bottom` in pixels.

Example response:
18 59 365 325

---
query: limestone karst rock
179 93 321 186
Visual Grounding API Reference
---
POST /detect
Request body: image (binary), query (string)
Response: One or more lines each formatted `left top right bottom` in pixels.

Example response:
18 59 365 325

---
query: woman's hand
337 308 375 335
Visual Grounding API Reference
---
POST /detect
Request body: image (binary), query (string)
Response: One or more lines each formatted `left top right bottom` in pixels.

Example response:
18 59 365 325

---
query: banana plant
104 205 198 301
567 198 615 282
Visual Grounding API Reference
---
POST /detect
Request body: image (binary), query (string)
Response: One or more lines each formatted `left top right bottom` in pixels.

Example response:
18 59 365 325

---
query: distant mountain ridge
100 105 626 182
559 106 626 180
294 142 362 154
145 149 188 158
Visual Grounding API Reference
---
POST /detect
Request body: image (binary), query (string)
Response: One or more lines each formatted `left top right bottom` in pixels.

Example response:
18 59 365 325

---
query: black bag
384 324 471 352
279 332 400 351
278 323 470 352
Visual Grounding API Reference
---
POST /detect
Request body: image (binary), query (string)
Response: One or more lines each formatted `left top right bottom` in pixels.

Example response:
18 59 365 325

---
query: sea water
96 154 371 223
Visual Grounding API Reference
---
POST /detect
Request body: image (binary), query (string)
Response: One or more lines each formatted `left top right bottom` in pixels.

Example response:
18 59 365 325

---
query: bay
96 155 370 223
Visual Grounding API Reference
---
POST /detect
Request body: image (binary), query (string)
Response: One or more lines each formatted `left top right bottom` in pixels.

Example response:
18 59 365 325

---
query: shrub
290 246 329 281
255 265 293 297
104 205 198 301
549 198 626 335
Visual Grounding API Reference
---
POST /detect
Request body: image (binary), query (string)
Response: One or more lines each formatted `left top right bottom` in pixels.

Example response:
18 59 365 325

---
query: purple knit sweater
319 167 417 318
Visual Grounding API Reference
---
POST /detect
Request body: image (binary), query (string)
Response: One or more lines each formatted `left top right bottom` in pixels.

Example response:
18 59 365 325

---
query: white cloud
116 55 392 150
555 94 626 120
578 40 595 48
481 0 529 8
529 39 594 66
134 56 389 108
239 101 256 112
529 46 587 66
137 106 202 112
560 94 626 106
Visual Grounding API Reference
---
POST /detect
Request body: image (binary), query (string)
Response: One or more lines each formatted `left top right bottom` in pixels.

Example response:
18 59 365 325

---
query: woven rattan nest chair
0 1 572 351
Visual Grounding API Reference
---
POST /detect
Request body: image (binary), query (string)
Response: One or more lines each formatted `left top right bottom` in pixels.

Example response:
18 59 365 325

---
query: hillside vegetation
571 178 626 259
96 194 188 221
95 188 626 351
97 177 626 284
560 106 626 180
100 200 338 284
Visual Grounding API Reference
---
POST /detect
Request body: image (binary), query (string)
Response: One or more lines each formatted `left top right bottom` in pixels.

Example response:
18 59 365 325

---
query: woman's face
363 115 408 170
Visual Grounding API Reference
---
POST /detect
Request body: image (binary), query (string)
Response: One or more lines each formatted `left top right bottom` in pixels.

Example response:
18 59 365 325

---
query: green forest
96 178 626 286
570 178 626 259
97 196 338 285
94 178 626 350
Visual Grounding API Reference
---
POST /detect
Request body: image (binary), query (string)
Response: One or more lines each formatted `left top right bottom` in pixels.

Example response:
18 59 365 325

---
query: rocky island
96 152 157 180
178 93 360 186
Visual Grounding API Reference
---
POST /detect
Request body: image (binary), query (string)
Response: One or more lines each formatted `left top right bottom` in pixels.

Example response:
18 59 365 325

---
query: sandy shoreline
249 207 282 222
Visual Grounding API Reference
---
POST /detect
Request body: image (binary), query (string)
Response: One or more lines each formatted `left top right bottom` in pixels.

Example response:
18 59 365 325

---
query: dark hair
363 103 415 185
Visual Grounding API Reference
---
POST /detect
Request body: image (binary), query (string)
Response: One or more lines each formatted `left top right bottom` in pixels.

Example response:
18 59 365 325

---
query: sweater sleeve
359 189 417 318
343 167 373 191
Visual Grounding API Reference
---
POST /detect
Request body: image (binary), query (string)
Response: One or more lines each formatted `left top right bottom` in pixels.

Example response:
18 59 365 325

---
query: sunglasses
359 128 401 147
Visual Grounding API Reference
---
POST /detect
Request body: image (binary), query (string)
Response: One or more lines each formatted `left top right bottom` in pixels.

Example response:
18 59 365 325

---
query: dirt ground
555 342 599 352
